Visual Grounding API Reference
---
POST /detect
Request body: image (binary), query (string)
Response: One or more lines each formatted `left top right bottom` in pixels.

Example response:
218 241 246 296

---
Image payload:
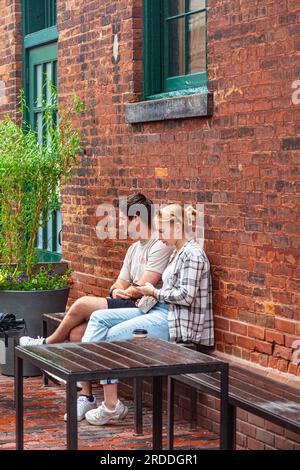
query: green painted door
28 42 62 262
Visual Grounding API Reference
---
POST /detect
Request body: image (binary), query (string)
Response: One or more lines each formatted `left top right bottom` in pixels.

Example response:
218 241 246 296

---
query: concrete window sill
125 92 213 124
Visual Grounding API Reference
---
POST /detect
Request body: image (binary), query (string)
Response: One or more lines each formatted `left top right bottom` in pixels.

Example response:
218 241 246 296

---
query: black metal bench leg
15 354 24 450
220 364 230 450
190 386 197 430
152 376 163 450
42 320 49 386
227 404 236 450
133 377 143 435
167 376 175 450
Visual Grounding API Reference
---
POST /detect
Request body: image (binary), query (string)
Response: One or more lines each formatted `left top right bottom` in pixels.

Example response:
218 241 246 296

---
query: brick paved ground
0 374 218 451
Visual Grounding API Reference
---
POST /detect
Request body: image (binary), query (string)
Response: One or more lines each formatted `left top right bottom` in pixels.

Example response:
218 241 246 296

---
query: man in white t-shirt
20 193 172 347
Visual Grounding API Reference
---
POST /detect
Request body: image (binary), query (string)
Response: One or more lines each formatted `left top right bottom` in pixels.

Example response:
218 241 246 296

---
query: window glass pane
25 0 57 35
47 215 53 252
168 0 185 17
56 210 62 254
37 218 43 250
26 0 46 34
188 12 206 73
168 17 185 77
35 64 43 108
46 62 52 105
189 0 206 12
36 113 43 144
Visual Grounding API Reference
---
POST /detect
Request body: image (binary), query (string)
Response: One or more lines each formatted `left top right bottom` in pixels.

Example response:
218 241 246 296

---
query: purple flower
19 260 26 265
48 270 55 277
6 276 14 281
17 274 28 283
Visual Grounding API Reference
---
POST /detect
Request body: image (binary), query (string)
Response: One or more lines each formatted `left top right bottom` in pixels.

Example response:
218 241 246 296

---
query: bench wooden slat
42 312 66 323
230 367 300 403
175 369 300 428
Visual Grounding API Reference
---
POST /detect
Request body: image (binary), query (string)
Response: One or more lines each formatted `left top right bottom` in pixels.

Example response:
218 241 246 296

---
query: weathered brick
265 329 285 345
248 325 265 340
1 1 299 451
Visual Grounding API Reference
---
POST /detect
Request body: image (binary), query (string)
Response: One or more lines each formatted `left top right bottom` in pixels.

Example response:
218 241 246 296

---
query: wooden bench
41 313 300 450
167 361 300 449
42 313 66 386
42 312 66 338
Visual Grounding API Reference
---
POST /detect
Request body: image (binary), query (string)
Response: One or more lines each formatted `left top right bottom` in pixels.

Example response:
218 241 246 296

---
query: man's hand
112 289 131 299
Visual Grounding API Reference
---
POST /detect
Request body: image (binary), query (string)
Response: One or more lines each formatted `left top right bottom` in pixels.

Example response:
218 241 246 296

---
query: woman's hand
136 282 156 297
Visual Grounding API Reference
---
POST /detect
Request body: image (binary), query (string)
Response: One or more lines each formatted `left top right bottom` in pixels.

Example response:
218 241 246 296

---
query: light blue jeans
82 302 169 384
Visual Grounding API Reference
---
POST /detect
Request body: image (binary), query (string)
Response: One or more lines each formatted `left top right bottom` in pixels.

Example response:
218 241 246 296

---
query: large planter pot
0 262 69 377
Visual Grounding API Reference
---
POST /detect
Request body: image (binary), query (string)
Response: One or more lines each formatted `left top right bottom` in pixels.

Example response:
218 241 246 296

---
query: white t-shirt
118 238 173 286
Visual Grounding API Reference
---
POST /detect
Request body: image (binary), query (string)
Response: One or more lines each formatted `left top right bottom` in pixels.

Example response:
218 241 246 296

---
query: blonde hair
156 203 197 233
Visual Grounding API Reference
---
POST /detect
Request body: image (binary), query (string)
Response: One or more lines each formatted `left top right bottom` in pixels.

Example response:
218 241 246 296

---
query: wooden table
15 338 230 450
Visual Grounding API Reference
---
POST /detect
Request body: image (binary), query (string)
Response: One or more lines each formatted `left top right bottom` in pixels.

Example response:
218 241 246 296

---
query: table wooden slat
25 346 89 372
49 345 114 371
79 343 156 369
22 339 223 374
141 339 221 364
108 340 196 366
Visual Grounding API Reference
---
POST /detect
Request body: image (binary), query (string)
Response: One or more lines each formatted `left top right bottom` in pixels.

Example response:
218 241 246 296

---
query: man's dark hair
124 193 153 228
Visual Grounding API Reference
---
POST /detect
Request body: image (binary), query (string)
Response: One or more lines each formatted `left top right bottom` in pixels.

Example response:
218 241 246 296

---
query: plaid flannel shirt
156 239 214 345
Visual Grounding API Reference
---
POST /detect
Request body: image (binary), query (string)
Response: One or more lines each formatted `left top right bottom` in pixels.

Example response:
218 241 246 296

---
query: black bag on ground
0 313 26 346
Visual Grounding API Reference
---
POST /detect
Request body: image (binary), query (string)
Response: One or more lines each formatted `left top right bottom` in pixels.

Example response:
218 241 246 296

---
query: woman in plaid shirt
137 203 214 346
79 203 214 427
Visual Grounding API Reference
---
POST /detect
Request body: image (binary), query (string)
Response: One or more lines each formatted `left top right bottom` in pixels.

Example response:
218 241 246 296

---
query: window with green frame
143 0 207 99
23 0 61 262
24 0 57 35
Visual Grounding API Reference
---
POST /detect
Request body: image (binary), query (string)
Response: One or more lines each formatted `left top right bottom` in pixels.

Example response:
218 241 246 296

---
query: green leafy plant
0 85 83 289
0 264 73 291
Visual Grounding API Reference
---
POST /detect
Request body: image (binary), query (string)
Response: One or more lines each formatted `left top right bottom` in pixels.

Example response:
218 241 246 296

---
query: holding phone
131 282 141 287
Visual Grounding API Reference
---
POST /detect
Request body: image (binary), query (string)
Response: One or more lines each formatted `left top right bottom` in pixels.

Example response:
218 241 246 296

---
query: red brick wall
0 0 22 120
0 0 299 451
58 0 300 377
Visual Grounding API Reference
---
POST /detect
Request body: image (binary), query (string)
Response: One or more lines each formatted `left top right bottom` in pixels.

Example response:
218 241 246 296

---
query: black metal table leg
167 376 175 450
15 354 24 450
133 377 143 435
66 378 78 450
42 320 49 386
152 376 163 450
220 363 229 450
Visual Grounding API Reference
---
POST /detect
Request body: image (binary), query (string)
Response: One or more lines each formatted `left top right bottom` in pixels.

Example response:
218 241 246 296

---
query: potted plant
0 87 83 375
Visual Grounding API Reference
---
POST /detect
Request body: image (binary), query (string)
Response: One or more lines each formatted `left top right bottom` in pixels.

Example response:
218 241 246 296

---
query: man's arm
125 270 162 299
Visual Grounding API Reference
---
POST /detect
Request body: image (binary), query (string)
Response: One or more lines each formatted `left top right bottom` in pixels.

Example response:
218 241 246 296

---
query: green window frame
22 0 61 262
143 0 208 100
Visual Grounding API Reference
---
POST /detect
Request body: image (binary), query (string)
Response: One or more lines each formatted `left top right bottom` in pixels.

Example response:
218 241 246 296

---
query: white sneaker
64 395 97 422
85 400 128 426
19 336 45 347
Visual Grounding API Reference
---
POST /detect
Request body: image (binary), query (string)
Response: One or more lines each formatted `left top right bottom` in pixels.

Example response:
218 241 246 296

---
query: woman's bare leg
46 296 108 344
